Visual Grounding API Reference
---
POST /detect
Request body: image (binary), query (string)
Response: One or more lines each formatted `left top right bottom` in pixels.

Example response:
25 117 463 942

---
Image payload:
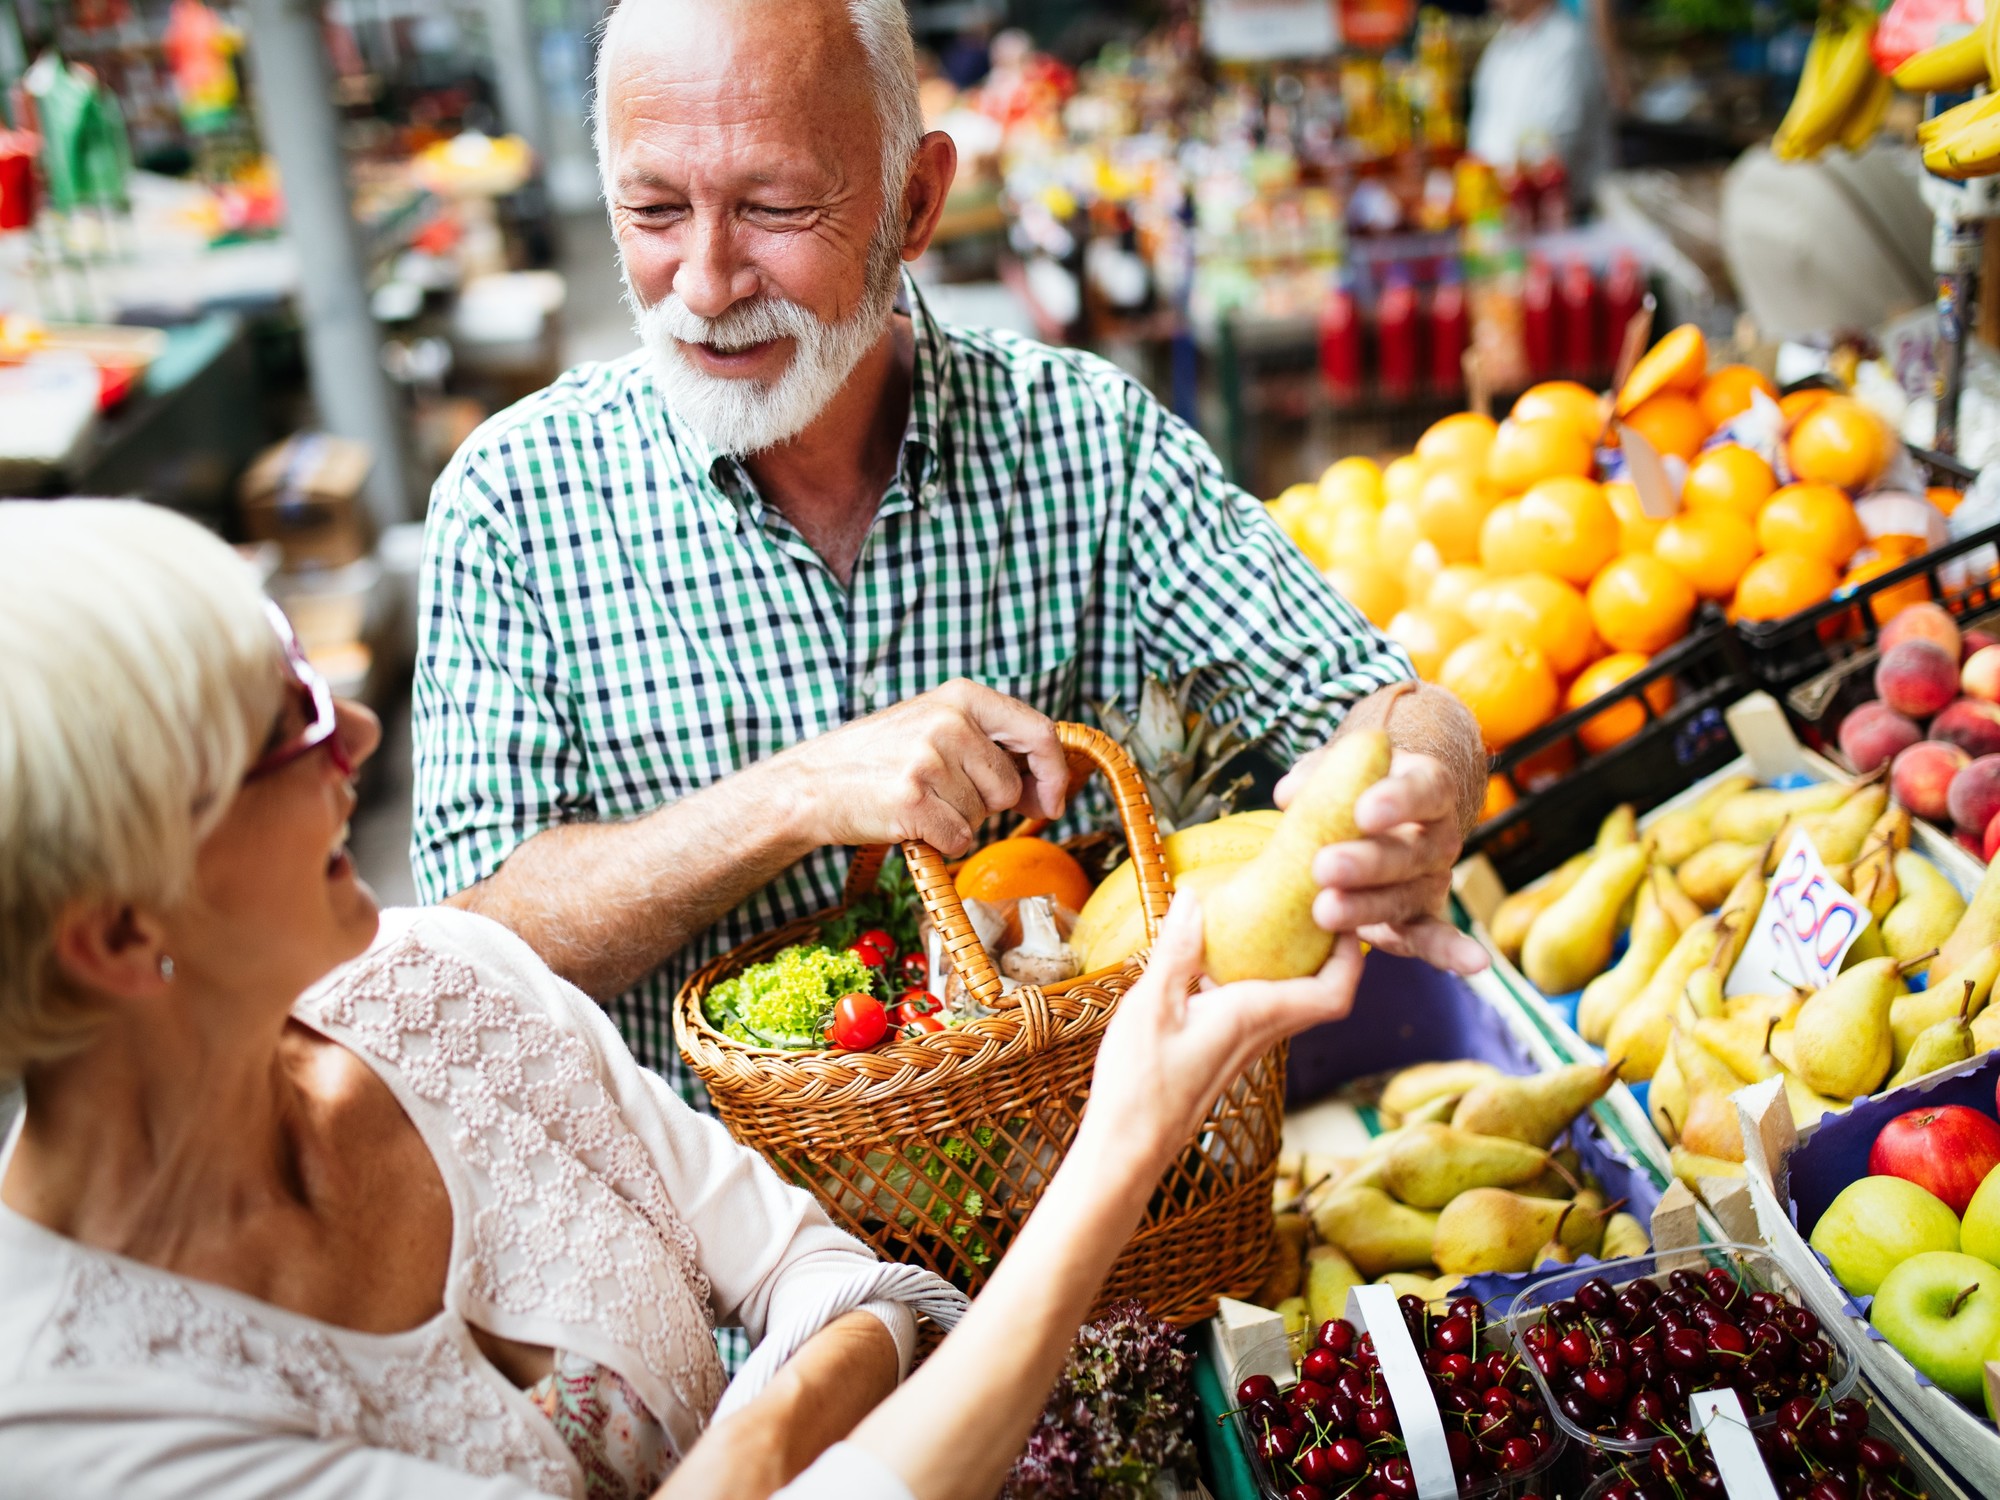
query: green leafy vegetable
703 943 874 1049
823 850 924 958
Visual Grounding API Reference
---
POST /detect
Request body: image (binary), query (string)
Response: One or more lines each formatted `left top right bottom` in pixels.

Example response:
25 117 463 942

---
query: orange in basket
956 835 1094 913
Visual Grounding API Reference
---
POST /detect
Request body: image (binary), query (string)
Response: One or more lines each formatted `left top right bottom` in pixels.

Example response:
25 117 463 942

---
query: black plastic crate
1787 599 2000 765
1732 444 1983 699
1463 617 1750 888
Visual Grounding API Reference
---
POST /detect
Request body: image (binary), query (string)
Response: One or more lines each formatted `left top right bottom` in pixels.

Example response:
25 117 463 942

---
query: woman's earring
158 956 175 981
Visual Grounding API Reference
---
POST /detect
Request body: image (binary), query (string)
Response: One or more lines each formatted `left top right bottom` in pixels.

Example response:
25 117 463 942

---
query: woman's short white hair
592 0 924 217
0 500 283 1080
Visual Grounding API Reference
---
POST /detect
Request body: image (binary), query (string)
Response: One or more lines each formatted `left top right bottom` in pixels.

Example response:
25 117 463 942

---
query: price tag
1345 1285 1459 1500
1691 1388 1781 1500
1725 829 1871 997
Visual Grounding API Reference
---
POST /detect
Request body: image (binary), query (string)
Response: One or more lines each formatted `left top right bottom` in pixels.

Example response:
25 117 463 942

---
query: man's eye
750 204 811 219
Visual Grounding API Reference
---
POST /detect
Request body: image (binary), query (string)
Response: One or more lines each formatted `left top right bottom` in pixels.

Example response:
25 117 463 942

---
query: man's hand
773 679 1070 856
1276 746 1488 975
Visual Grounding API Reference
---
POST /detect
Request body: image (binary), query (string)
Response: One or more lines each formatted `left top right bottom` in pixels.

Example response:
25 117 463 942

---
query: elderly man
412 0 1489 1105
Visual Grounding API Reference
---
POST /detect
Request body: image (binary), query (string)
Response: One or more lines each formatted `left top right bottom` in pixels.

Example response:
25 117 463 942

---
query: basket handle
843 722 1170 1008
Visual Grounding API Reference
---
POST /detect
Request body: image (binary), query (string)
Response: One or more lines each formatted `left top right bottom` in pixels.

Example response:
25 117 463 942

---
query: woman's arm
705 893 1367 1500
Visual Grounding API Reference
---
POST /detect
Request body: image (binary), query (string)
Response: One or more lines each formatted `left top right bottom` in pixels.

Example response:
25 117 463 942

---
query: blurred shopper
1468 0 1616 205
0 500 1365 1500
412 0 1489 1114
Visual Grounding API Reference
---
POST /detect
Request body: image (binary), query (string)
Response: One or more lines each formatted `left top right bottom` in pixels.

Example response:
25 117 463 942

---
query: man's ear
896 131 959 262
51 899 175 1003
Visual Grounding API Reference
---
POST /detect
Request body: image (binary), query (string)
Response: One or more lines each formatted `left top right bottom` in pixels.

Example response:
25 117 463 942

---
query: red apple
1870 1105 2000 1216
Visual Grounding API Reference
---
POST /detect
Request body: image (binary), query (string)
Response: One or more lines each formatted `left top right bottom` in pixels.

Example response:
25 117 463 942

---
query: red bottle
1602 252 1646 373
1522 254 1558 382
1376 270 1421 401
1319 276 1363 403
1429 270 1468 396
1558 259 1599 380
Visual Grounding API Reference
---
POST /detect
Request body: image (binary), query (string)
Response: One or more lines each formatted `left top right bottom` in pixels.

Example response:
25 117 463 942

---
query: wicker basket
673 723 1286 1324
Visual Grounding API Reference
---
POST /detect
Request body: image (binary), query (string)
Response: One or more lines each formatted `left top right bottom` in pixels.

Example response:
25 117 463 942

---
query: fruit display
1805 1091 2000 1416
1231 1301 1564 1500
1825 601 2000 860
1504 1250 1854 1477
1256 1056 1642 1333
1265 330 1921 807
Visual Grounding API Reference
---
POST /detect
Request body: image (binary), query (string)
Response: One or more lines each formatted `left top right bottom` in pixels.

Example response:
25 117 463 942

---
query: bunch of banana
1773 4 1889 162
1896 2 2000 177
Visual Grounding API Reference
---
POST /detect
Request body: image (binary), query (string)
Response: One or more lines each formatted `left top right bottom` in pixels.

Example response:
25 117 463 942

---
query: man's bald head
592 0 923 214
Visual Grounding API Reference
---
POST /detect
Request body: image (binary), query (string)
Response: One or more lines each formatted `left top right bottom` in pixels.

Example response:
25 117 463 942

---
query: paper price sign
1725 829 1871 997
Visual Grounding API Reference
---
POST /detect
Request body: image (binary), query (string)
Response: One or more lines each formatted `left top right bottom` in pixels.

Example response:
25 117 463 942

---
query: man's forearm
447 757 821 1000
1338 681 1488 834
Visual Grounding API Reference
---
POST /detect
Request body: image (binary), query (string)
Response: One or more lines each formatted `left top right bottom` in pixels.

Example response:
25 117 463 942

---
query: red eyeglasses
244 601 353 784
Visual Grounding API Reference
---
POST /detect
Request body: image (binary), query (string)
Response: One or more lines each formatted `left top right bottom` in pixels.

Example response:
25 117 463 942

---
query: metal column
244 0 411 527
482 0 553 168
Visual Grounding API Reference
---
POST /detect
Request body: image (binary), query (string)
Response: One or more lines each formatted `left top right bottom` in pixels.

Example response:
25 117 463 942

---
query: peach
1877 639 1961 720
1838 700 1922 773
1949 753 2000 835
1964 643 2000 703
1985 806 2000 863
1967 629 2000 660
1934 698 2000 760
1881 602 1962 662
1892 739 1972 823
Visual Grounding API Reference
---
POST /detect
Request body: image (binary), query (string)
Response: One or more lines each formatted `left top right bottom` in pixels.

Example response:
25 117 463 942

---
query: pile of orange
1264 326 1927 793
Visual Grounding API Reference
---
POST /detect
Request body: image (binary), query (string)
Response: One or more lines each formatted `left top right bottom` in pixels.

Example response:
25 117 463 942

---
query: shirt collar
675 271 957 519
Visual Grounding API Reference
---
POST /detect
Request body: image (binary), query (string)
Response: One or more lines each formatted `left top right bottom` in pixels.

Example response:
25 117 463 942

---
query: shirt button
859 671 879 698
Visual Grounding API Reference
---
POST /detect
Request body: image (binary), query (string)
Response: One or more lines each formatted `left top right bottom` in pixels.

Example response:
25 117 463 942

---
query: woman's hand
1074 891 1366 1184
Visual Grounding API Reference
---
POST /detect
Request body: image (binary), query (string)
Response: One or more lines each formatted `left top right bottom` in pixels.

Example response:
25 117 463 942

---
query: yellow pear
1890 943 2000 1069
1380 1123 1555 1208
1649 1036 1687 1142
1677 841 1763 911
1674 1030 1750 1162
1523 843 1650 995
1305 1244 1367 1329
1579 870 1683 1044
1788 956 1911 1100
1766 783 1889 872
1310 1187 1440 1277
1885 999 1976 1091
1847 835 1899 924
1450 1061 1617 1148
1671 1145 1748 1191
1434 1190 1602 1275
1490 850 1593 963
1376 1272 1457 1302
1648 773 1755 865
1379 1059 1507 1120
1938 852 2000 979
1653 867 1706 931
1693 1011 1785 1083
1708 781 1850 845
1882 852 1968 971
1597 804 1639 850
1204 730 1390 981
1600 1211 1650 1260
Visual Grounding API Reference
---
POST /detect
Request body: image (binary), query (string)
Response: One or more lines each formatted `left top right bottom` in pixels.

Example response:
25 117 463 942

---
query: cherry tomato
858 928 896 956
887 994 937 1026
898 952 929 983
829 992 887 1049
902 1014 946 1036
847 940 887 968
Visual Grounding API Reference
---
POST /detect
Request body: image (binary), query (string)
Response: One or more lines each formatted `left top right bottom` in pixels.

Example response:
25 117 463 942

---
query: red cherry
1498 1437 1538 1472
1237 1374 1279 1407
1317 1318 1356 1355
1301 1346 1341 1383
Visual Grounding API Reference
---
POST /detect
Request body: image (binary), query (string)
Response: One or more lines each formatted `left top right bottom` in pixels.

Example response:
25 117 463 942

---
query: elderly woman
0 501 1363 1500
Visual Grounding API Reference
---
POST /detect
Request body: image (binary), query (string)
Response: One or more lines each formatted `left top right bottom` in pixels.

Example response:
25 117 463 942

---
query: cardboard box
239 434 373 571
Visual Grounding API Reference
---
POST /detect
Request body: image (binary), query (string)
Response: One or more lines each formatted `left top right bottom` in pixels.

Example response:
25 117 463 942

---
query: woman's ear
51 899 175 1003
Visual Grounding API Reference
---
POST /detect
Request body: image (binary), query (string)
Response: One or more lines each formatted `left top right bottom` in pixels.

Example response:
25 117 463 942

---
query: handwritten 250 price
1766 842 1867 986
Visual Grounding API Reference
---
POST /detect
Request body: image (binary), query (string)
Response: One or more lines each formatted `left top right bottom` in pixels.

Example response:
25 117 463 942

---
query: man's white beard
628 224 904 457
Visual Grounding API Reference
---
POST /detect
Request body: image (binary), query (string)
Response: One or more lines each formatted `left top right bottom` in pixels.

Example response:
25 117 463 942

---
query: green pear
1600 1211 1650 1260
1309 1186 1440 1277
1523 843 1650 995
1379 1059 1507 1120
1788 956 1908 1100
1937 853 2000 981
1579 871 1684 1045
1677 840 1763 911
1380 1123 1554 1209
1709 780 1850 845
1883 852 1969 970
1892 945 1999 1069
1960 1163 2000 1265
1434 1189 1600 1275
1885 998 1977 1091
1450 1061 1617 1148
1809 1175 1961 1296
1305 1244 1366 1329
1204 730 1390 982
1490 851 1592 963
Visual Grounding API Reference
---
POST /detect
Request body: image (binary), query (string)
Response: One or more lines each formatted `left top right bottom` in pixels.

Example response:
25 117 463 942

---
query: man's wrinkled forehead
599 0 878 157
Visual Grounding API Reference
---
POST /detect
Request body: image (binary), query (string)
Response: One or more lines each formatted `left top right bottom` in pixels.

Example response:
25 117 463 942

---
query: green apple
1961 1163 2000 1267
1871 1251 2000 1401
1809 1175 1960 1296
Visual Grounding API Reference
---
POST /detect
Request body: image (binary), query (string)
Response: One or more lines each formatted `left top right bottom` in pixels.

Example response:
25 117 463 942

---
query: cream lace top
0 908 965 1499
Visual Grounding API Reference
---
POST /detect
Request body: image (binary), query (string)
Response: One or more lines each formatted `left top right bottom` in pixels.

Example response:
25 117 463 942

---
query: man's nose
673 211 759 320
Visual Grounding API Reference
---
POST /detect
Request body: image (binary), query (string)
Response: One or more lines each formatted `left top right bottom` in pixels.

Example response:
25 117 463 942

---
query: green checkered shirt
412 278 1412 1107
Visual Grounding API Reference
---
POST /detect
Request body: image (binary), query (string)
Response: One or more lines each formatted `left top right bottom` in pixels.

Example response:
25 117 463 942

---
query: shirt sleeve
772 1441 917 1500
1115 393 1415 766
410 446 588 903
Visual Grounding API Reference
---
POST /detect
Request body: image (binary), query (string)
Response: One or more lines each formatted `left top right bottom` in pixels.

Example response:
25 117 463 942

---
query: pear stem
1949 1283 1982 1319
1897 949 1939 977
1659 1105 1681 1145
1963 981 1976 1024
